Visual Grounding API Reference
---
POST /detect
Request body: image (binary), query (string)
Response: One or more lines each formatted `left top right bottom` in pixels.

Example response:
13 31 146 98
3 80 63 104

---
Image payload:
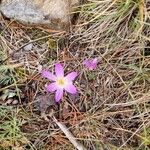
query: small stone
23 43 33 51
12 99 19 105
5 98 13 105
37 64 42 72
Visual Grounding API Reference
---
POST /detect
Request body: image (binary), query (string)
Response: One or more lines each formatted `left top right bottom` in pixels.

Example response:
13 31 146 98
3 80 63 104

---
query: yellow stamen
56 78 66 87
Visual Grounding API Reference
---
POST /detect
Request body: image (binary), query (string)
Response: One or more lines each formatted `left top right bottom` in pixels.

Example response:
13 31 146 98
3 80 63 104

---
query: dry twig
53 117 87 150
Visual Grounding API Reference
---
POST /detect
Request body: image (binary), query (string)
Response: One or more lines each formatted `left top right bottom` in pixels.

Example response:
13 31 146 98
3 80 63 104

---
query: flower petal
55 88 63 102
55 63 64 77
65 83 77 94
65 72 77 81
41 70 56 81
83 58 98 70
83 59 90 65
46 82 57 92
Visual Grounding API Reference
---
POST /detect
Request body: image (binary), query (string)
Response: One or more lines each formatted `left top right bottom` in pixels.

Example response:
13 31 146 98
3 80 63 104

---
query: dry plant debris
0 0 150 149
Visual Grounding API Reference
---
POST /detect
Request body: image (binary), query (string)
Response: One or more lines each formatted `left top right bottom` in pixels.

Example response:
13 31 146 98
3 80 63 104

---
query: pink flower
41 63 77 102
83 58 98 70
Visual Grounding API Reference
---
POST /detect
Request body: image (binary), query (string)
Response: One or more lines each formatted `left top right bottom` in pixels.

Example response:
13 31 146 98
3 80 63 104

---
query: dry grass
0 0 150 149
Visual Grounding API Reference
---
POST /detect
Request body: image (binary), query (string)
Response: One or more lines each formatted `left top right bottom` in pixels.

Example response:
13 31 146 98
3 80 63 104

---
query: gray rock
0 0 79 30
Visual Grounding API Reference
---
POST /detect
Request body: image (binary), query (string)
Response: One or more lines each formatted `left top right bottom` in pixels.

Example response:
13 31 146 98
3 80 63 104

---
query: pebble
5 98 13 105
12 99 19 105
23 43 33 51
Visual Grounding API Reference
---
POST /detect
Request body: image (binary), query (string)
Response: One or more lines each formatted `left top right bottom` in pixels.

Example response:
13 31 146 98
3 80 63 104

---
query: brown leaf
35 93 57 114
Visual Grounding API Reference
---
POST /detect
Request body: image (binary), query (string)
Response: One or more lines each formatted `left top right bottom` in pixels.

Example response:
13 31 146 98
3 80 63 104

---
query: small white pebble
12 100 19 105
5 99 13 105
23 43 33 51
37 64 43 73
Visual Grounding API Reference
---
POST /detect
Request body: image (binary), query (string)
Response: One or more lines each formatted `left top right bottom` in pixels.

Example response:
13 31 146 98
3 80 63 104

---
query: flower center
56 78 66 88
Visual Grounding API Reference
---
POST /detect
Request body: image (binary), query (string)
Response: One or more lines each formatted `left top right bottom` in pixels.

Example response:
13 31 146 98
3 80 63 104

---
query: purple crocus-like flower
83 58 98 70
41 63 77 102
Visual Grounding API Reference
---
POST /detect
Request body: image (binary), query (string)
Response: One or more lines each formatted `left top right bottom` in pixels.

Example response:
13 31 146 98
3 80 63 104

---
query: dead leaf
35 93 57 115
